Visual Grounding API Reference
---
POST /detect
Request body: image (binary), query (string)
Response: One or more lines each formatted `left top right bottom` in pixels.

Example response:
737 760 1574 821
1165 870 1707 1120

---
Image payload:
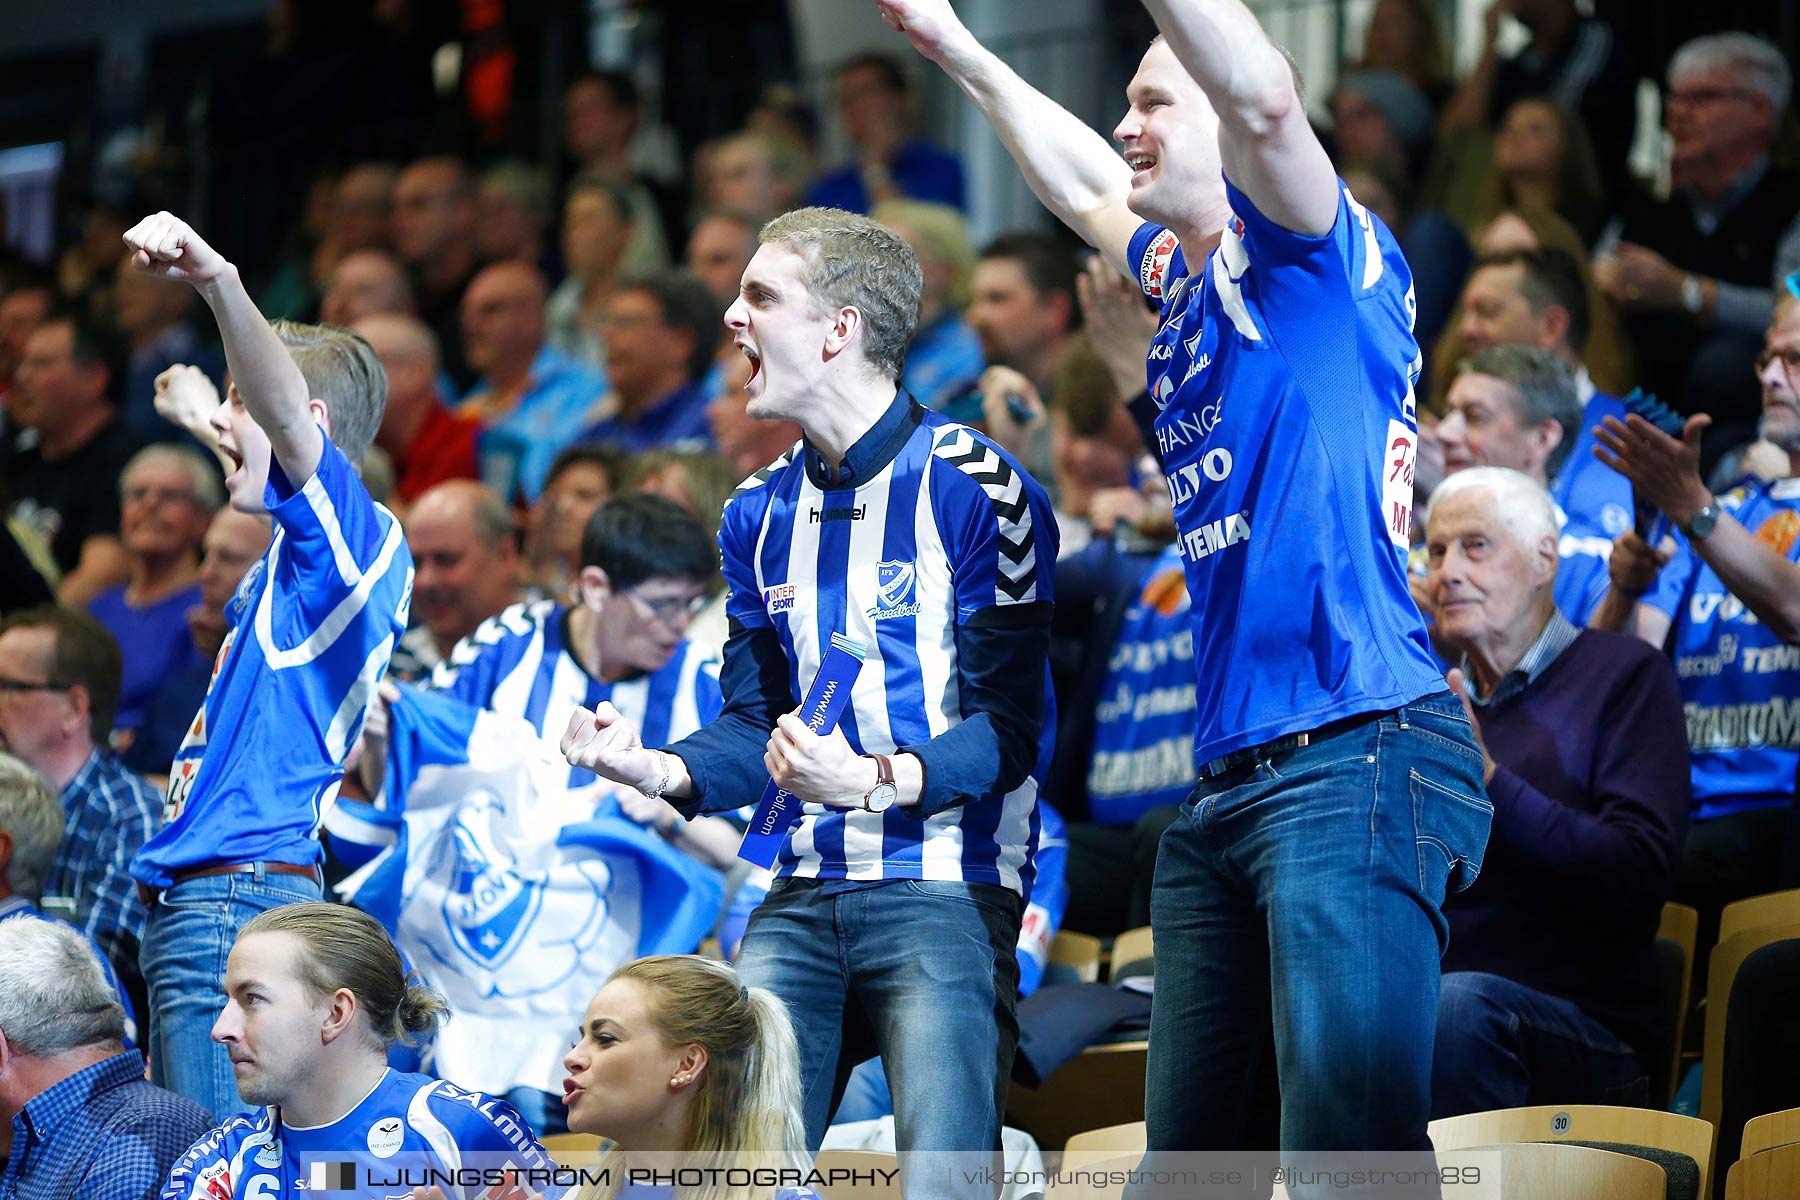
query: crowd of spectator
7 0 1800 1190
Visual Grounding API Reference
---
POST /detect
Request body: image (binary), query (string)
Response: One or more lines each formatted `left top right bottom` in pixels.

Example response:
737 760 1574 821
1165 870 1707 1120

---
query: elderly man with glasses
1593 286 1800 1013
1601 32 1800 471
1423 466 1688 1116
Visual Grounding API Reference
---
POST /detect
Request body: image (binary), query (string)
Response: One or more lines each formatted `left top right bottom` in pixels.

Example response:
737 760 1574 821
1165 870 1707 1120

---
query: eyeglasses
0 678 70 700
1755 346 1800 374
122 485 199 507
623 586 709 624
1667 86 1761 107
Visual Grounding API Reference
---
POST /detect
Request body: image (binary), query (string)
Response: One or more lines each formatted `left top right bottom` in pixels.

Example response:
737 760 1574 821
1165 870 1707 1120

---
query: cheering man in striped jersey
563 207 1057 1173
121 213 412 1124
887 0 1491 1173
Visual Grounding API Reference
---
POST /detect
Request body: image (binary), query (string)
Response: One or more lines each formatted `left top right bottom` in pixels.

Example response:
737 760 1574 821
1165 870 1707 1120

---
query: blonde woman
563 956 819 1200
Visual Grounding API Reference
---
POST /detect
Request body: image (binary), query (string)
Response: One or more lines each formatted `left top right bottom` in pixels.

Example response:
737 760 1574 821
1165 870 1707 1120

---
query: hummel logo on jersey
808 503 866 523
868 560 923 621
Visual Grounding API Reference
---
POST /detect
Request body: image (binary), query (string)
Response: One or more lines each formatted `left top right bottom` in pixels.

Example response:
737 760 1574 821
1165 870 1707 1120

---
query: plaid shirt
42 749 158 963
1 1049 211 1200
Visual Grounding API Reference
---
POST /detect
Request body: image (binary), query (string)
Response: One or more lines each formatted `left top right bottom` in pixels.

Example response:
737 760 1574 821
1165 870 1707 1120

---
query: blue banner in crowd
327 685 724 1097
1086 546 1201 826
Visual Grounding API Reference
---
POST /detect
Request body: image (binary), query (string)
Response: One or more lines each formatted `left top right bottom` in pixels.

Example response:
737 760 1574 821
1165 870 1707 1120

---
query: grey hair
479 160 554 227
272 320 388 466
1426 465 1561 555
1454 344 1583 476
0 752 63 902
758 207 923 380
467 484 517 549
0 918 127 1055
1670 32 1791 116
121 444 225 512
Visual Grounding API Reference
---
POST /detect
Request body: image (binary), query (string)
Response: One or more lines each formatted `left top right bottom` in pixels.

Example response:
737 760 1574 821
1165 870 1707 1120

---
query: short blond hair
272 320 387 464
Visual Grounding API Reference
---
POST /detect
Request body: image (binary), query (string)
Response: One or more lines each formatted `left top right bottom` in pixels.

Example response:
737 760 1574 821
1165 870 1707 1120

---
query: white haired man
1423 468 1688 1116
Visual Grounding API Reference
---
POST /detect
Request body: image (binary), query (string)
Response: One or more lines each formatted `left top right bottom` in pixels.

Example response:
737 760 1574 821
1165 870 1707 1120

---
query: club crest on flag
413 790 611 996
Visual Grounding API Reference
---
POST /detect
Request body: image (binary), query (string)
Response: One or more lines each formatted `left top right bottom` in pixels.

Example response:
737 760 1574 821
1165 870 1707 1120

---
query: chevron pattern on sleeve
933 428 1040 604
732 442 803 496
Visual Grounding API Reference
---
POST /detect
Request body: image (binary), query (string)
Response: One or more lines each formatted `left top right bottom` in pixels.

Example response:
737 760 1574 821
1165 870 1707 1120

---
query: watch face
866 782 899 812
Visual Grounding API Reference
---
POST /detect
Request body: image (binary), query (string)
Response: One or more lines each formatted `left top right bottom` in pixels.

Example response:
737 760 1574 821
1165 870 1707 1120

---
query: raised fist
123 212 229 287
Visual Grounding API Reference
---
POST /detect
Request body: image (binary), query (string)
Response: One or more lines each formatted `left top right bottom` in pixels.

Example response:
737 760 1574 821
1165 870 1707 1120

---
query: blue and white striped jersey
134 437 413 889
159 1068 550 1199
430 599 722 788
717 407 1057 895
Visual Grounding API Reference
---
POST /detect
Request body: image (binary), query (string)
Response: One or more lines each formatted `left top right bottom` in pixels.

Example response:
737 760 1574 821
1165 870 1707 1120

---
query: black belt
1196 709 1387 781
138 861 323 908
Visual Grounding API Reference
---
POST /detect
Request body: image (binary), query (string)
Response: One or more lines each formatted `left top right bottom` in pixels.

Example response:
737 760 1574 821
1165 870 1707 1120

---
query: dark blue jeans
141 867 324 1122
735 877 1022 1161
1143 694 1492 1155
1431 971 1648 1117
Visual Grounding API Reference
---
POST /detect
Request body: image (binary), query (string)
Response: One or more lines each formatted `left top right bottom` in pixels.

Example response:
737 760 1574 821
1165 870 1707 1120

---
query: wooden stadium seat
1063 1121 1148 1159
1703 927 1800 1197
1007 1041 1149 1153
1702 922 1800 1134
1428 1104 1714 1200
1046 1150 1143 1198
1718 890 1800 946
1109 926 1155 982
1048 1143 1664 1200
1477 1142 1668 1200
1049 929 1103 984
1724 1142 1800 1200
1654 902 1700 1107
1740 1107 1800 1159
540 1132 602 1167
812 1150 903 1200
1058 1122 1147 1197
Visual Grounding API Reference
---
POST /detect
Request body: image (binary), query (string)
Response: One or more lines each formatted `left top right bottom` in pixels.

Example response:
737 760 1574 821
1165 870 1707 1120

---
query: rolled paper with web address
737 632 867 868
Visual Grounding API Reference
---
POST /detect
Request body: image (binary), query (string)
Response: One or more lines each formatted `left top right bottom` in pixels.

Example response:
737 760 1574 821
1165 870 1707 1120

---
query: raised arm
1139 0 1338 236
123 213 324 487
878 0 1140 276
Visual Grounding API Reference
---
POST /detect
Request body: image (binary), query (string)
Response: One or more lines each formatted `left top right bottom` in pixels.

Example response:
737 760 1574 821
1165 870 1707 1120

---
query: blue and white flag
327 685 724 1097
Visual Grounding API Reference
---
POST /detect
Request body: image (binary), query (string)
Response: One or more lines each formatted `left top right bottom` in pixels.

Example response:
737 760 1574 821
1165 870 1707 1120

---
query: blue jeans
735 878 1022 1161
1431 972 1648 1118
141 868 323 1122
1143 694 1491 1156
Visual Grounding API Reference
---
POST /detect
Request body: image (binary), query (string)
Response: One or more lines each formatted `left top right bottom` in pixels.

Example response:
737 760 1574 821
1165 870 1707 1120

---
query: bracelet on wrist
642 750 672 802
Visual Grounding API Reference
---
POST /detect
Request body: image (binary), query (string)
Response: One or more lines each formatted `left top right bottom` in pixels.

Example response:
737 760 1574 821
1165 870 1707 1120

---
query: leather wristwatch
861 753 898 813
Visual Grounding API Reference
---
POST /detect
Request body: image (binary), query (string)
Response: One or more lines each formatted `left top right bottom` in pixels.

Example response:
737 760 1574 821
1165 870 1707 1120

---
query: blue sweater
1442 629 1690 1056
